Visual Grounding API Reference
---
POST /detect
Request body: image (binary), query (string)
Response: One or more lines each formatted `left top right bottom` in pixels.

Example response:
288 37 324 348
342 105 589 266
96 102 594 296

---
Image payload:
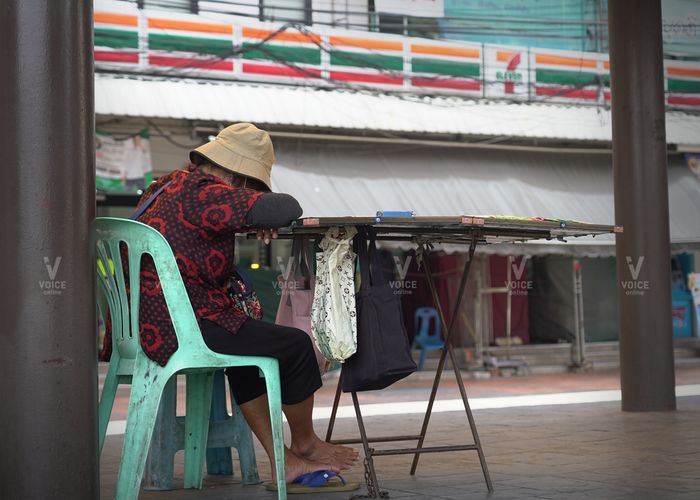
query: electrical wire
97 28 613 110
95 8 698 113
146 119 202 148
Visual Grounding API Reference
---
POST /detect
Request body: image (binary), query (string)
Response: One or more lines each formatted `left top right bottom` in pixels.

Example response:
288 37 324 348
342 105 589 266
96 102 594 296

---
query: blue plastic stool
143 370 260 490
413 307 446 371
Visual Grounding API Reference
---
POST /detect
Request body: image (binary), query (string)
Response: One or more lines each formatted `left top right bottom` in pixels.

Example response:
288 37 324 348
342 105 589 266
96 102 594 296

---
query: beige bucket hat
190 123 274 191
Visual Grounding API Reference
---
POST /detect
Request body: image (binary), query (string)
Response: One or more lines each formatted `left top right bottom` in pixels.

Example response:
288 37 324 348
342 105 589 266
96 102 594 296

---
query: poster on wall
375 0 444 18
685 153 700 180
689 273 700 337
96 128 153 193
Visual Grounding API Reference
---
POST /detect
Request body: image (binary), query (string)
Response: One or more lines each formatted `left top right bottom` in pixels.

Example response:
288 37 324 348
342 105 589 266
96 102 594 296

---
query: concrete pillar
0 1 98 497
608 0 676 411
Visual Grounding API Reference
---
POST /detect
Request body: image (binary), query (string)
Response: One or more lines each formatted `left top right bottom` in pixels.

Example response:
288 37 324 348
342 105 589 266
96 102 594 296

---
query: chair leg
206 370 234 476
115 363 170 500
98 361 120 454
418 346 428 371
260 362 287 500
228 381 261 485
184 372 215 489
143 376 178 491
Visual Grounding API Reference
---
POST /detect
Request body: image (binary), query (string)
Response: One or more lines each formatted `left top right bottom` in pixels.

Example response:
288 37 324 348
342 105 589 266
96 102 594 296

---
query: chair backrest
414 307 441 340
91 217 203 361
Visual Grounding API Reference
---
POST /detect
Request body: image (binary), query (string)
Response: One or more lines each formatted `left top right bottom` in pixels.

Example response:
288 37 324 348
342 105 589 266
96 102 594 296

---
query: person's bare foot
270 448 340 484
290 436 360 470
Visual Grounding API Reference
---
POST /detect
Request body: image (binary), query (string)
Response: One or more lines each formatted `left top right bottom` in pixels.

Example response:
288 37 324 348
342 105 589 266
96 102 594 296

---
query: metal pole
0 1 97 498
608 0 676 411
505 256 512 359
572 259 581 366
475 273 484 366
571 258 587 368
576 260 587 367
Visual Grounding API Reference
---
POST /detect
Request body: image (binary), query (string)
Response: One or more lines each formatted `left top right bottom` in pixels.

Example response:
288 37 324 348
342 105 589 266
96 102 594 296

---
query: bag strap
130 180 172 220
300 235 315 278
132 179 255 296
354 227 372 289
366 227 391 286
287 235 314 279
288 235 302 278
231 266 255 296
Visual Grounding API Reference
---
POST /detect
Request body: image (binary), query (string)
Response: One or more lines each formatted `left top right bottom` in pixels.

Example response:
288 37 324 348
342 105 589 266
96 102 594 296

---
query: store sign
96 128 154 193
689 273 700 336
484 46 529 100
375 0 444 18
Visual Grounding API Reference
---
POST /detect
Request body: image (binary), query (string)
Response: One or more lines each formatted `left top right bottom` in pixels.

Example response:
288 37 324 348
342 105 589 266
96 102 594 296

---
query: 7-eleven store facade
94 0 700 365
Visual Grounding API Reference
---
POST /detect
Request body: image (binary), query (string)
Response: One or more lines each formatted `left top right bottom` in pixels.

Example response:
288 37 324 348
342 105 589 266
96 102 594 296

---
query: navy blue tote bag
341 227 417 392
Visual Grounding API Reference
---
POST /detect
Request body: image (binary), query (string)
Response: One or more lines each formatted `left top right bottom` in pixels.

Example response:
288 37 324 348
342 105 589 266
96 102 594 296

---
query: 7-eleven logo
496 51 522 94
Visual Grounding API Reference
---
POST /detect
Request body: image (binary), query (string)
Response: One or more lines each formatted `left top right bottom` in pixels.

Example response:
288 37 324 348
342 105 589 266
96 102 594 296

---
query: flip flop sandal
264 470 360 494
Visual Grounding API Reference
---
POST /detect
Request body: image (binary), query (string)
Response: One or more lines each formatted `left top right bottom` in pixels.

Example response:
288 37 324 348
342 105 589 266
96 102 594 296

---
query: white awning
95 73 700 146
269 139 700 256
99 74 700 256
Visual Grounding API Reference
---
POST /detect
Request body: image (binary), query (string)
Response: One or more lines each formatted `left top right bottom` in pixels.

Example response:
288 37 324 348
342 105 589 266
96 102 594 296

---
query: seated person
100 123 358 484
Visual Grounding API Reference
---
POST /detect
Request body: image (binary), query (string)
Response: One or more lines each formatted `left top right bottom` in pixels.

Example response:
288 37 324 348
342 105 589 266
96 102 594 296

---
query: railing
94 0 700 109
123 0 608 45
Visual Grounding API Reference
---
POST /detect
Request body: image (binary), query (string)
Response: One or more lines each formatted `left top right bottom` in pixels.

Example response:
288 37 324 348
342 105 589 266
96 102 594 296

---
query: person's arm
245 192 302 228
181 174 263 234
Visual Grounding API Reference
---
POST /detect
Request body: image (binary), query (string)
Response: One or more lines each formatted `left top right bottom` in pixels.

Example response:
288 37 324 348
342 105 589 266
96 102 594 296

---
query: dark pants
201 318 322 406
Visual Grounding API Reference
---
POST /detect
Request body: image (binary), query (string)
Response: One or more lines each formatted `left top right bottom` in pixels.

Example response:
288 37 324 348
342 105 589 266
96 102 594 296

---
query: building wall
313 0 369 30
439 0 603 52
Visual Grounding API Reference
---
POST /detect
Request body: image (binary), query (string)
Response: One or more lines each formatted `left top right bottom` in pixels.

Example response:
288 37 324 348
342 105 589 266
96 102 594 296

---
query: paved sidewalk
100 367 700 499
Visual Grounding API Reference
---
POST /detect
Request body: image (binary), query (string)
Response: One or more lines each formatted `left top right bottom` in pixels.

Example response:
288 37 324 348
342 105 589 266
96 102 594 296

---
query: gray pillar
0 1 97 498
608 0 676 411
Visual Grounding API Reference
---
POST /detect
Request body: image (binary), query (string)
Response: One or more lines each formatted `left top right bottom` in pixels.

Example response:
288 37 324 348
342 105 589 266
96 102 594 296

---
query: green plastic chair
93 217 286 500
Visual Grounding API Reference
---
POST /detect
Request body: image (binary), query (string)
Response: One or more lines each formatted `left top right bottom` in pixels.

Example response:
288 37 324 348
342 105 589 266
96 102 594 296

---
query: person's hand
256 228 278 245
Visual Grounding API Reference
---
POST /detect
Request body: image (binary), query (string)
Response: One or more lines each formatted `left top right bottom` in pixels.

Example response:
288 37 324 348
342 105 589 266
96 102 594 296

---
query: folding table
272 215 620 497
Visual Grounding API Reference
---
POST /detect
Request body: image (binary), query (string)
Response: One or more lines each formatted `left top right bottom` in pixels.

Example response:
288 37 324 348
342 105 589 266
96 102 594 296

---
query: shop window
376 13 440 38
140 0 198 13
263 0 312 24
312 0 370 30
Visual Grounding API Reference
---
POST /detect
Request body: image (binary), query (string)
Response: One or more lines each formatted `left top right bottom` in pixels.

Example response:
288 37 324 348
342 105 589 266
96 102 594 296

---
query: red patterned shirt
100 165 263 366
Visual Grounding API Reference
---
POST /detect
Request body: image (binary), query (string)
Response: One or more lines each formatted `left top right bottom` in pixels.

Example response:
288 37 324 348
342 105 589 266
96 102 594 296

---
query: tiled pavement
100 366 700 499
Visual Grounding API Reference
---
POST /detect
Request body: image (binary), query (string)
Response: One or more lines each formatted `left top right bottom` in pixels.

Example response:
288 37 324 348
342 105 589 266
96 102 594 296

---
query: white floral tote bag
311 226 358 362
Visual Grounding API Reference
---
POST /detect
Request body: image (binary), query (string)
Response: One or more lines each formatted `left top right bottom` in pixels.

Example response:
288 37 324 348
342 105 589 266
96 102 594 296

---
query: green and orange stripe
534 52 608 101
666 66 700 106
329 36 404 85
147 17 233 58
411 43 481 91
241 27 322 79
94 11 139 63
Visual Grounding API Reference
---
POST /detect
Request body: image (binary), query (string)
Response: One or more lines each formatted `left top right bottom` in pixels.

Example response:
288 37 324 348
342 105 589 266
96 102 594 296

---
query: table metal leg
351 392 388 499
447 340 494 492
325 372 343 443
410 238 493 492
325 236 493 496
